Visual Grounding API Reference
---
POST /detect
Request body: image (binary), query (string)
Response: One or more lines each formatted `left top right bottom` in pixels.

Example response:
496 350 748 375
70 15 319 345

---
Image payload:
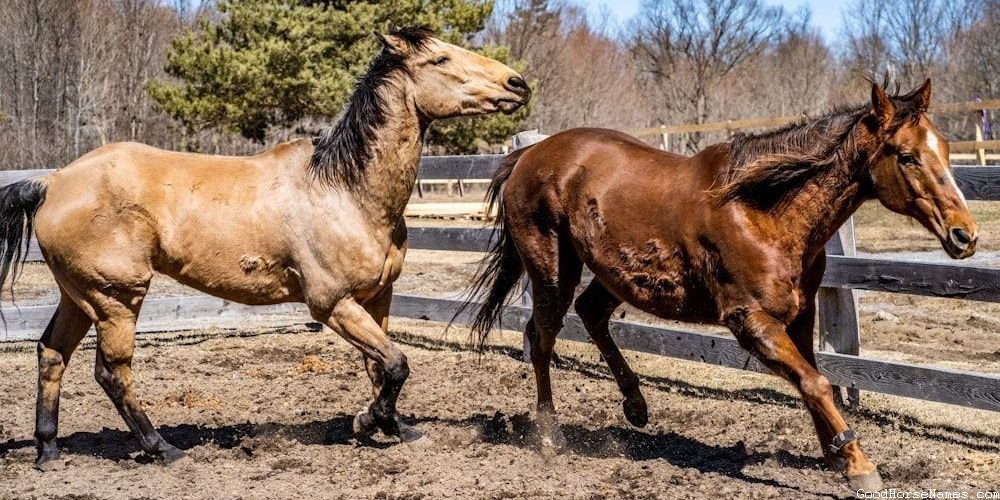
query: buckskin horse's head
866 79 978 259
374 26 530 119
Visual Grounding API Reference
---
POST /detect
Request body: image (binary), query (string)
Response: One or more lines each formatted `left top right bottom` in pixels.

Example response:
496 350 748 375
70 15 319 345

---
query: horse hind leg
574 280 648 427
521 232 581 450
34 292 93 471
89 285 186 464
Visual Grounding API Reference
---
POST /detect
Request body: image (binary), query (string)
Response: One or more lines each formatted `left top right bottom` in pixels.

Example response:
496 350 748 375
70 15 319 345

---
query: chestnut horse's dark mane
716 84 926 211
309 25 433 188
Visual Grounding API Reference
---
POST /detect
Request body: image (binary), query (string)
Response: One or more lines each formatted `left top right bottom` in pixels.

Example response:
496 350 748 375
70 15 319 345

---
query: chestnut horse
460 80 975 490
0 26 529 470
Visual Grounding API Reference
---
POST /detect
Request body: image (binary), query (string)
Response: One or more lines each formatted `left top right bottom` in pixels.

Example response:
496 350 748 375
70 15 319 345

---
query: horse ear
870 82 896 125
908 78 932 113
373 29 409 54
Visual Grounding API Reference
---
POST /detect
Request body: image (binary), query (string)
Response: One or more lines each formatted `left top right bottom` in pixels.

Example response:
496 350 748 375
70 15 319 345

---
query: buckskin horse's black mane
309 26 433 188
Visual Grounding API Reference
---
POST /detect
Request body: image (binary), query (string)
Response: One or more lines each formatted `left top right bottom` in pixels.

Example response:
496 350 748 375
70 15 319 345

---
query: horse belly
155 246 302 305
594 242 719 323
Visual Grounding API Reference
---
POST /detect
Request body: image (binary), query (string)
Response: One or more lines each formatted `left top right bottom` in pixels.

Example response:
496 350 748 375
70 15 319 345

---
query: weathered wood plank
409 227 1000 302
400 294 1000 412
0 169 52 186
1 295 308 342
953 167 1000 200
823 255 1000 302
407 226 493 252
818 352 1000 412
4 291 999 412
418 155 504 180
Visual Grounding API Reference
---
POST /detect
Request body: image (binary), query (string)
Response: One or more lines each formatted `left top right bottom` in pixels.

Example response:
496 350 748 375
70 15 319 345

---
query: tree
627 0 786 151
148 0 526 152
842 0 972 87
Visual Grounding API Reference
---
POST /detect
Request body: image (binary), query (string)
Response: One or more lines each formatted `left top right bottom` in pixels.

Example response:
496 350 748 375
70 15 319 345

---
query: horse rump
451 146 532 350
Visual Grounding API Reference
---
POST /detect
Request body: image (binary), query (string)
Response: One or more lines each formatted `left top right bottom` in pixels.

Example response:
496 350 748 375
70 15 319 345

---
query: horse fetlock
35 438 60 462
353 410 378 437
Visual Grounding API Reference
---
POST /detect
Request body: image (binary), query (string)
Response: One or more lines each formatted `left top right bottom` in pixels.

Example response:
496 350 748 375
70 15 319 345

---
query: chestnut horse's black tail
0 179 47 304
451 146 532 351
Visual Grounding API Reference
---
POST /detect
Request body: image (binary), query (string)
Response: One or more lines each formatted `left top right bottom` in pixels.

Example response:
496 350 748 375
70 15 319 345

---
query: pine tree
147 0 527 152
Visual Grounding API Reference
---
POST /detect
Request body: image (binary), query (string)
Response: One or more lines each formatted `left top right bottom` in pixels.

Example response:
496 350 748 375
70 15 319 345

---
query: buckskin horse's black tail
451 146 531 350
0 179 47 301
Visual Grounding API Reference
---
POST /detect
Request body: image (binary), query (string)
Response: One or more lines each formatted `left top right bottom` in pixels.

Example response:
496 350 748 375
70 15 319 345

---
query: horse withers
460 80 974 490
0 26 529 471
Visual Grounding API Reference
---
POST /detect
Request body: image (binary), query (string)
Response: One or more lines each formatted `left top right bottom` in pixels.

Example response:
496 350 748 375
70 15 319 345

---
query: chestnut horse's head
374 26 530 119
866 79 978 259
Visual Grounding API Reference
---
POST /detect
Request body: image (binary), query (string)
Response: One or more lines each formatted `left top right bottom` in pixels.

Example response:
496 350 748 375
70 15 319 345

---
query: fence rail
2 154 999 413
627 98 1000 165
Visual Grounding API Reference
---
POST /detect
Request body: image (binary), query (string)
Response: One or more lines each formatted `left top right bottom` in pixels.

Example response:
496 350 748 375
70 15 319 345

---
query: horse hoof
847 470 884 492
161 447 189 467
353 410 377 437
35 457 67 472
623 397 648 428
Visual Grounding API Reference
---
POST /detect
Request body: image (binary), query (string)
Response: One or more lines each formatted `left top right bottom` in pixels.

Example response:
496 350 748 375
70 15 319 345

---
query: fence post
818 218 861 407
976 115 987 166
660 125 670 152
511 130 549 362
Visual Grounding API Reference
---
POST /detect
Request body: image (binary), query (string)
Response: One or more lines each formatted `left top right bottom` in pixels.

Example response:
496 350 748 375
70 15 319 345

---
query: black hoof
623 396 648 428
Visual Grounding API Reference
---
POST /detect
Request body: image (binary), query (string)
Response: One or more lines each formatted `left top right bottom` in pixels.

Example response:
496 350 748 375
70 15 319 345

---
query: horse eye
433 56 449 66
898 153 919 167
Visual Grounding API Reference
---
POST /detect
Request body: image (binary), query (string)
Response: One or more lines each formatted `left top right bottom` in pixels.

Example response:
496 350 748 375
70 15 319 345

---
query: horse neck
774 146 875 258
355 85 426 230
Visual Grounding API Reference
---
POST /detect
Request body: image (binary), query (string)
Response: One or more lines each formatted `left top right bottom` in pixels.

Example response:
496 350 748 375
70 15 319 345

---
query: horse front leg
726 308 882 492
361 284 393 400
314 297 428 446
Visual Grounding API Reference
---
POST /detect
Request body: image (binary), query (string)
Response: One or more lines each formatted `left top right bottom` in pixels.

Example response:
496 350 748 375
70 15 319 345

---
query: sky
581 0 848 43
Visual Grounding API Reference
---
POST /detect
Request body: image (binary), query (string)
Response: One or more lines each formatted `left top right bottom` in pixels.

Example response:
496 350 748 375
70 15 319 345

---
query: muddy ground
1 322 999 500
0 201 998 499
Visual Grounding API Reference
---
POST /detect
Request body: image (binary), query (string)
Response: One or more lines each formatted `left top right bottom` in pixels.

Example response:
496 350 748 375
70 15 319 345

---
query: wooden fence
627 98 1000 165
2 155 1000 413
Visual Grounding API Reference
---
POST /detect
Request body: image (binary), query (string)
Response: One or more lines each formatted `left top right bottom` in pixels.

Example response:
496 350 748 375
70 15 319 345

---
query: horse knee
37 345 65 381
93 360 126 399
800 373 833 400
383 351 409 385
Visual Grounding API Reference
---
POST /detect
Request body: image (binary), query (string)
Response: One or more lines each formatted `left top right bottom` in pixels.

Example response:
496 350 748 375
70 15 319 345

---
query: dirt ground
1 321 998 500
1 202 999 499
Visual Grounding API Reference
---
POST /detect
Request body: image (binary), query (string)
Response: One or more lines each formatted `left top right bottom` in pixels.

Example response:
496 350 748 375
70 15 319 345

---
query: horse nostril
950 227 973 247
506 76 529 96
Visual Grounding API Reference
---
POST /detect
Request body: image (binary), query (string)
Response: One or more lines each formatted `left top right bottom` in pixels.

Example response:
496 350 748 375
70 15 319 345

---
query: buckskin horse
0 26 529 470
460 80 975 490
